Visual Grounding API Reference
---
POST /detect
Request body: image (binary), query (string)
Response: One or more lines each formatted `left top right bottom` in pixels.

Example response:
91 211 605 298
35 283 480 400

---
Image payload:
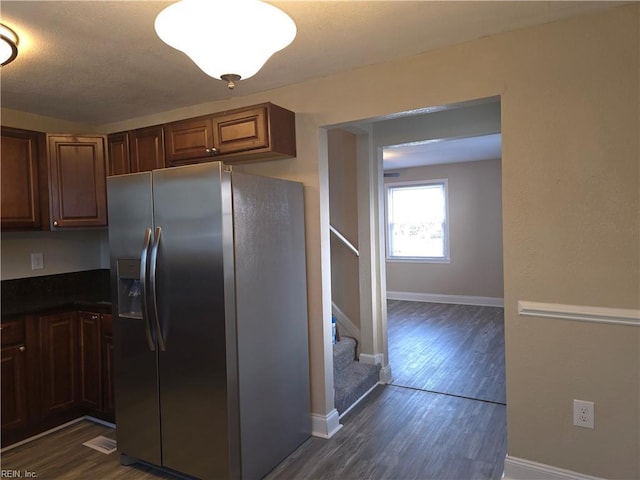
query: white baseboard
379 364 393 384
311 409 342 439
503 456 604 480
332 302 361 342
359 353 384 365
387 291 504 307
338 382 381 419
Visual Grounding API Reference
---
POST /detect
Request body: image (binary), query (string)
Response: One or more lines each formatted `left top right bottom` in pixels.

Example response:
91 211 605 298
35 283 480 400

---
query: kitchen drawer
1 320 25 346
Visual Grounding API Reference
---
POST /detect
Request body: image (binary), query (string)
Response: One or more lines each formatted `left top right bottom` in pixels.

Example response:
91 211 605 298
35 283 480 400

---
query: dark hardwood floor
387 300 506 405
0 301 507 480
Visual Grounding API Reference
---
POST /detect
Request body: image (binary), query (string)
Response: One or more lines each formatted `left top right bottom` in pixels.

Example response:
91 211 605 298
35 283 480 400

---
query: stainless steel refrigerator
107 162 310 480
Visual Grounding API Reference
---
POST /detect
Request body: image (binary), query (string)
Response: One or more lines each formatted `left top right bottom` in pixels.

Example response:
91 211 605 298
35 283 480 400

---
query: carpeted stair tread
333 337 357 372
334 361 381 415
333 335 380 414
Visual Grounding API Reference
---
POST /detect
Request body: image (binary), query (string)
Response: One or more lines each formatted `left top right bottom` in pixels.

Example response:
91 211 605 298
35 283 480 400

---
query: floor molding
311 409 342 439
338 382 381 419
379 364 393 384
387 291 504 307
1 416 114 453
518 300 640 327
503 455 604 480
0 417 85 452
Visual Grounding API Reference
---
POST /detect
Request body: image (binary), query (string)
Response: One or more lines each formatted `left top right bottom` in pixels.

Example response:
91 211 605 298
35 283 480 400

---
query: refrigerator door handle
149 226 167 351
140 227 156 351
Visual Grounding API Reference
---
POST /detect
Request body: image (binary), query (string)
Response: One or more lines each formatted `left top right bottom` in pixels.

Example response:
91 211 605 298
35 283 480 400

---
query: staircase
333 336 381 415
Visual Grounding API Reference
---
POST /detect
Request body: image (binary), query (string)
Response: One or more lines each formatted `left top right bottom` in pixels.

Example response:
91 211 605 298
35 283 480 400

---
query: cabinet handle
53 220 59 227
19 345 26 352
205 147 219 155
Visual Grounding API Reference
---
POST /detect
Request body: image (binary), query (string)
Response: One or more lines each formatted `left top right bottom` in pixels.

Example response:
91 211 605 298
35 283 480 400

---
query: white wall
385 159 503 301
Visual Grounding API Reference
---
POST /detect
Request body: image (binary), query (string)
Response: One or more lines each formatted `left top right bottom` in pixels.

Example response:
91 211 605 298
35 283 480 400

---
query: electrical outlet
573 399 594 429
31 252 44 270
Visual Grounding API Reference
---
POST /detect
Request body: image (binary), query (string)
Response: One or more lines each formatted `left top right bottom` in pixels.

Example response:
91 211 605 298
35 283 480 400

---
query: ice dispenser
117 258 143 319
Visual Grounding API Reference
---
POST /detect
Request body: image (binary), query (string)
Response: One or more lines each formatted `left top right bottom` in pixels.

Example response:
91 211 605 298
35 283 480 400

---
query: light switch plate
31 252 44 270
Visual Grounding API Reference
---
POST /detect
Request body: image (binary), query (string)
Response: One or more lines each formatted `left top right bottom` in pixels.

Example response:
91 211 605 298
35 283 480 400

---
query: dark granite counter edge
1 269 112 319
2 299 113 319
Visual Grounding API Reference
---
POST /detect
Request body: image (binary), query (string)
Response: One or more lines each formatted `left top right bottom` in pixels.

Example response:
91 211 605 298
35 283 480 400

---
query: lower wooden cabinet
101 313 115 416
39 311 80 419
1 333 28 431
79 312 102 411
1 309 115 447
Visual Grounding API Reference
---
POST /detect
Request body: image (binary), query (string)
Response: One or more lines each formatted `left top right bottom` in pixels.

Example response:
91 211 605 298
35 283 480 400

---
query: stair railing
329 225 359 257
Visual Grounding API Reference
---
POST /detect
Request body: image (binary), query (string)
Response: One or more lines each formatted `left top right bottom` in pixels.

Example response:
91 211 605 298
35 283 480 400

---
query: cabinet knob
205 147 219 155
91 315 99 320
19 345 26 352
53 220 59 227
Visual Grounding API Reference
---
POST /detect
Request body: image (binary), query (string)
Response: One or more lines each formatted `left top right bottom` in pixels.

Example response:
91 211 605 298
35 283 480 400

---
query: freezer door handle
140 228 155 351
149 226 166 351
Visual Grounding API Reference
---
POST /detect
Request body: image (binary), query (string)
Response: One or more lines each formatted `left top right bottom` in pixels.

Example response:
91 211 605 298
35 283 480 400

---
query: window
385 179 449 262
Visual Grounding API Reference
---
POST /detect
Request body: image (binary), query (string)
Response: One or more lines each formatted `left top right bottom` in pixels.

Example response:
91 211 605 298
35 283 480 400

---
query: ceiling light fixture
0 23 19 66
155 0 296 90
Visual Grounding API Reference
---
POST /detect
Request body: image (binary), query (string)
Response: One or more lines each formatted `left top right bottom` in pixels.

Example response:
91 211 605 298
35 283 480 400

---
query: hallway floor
0 301 507 480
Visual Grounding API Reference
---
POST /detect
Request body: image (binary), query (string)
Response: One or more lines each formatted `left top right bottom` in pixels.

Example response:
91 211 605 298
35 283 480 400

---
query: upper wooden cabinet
47 134 108 229
164 116 215 165
164 102 296 166
108 126 165 176
0 127 46 230
129 126 166 173
108 132 130 176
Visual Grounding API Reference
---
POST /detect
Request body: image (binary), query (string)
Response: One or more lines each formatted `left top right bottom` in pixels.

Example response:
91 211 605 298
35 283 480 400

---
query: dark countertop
1 269 112 319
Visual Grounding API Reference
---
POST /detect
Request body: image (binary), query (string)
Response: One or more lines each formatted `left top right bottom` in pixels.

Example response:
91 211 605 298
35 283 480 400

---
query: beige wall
328 129 360 330
1 230 109 280
385 159 503 299
2 5 638 477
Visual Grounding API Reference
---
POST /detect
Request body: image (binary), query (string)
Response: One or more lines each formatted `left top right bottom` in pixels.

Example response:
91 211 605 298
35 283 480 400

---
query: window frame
384 178 450 264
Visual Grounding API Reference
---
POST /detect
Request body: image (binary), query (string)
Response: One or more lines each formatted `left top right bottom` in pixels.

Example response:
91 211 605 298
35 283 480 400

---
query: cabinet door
101 314 115 417
78 312 102 411
212 105 269 155
164 116 215 165
0 127 43 229
130 126 165 173
1 344 28 431
108 132 130 176
213 103 296 164
47 134 108 228
39 312 79 418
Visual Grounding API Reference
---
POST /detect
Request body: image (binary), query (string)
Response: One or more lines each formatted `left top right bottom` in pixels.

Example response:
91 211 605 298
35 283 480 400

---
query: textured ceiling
0 1 623 127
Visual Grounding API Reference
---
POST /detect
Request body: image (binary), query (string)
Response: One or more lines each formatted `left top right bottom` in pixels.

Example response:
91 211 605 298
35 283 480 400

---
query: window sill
386 256 451 264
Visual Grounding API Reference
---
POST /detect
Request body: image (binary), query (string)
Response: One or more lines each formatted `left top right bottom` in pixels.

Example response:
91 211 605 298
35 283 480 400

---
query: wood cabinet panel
130 126 165 173
79 312 102 411
164 102 296 166
101 313 114 417
164 117 215 165
213 106 268 154
47 135 108 228
108 132 130 176
39 311 79 418
1 344 28 431
219 102 296 164
0 127 44 229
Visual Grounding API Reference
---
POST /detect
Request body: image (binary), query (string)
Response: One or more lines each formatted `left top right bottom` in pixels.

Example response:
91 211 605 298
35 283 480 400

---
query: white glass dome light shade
0 23 19 66
154 0 296 82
